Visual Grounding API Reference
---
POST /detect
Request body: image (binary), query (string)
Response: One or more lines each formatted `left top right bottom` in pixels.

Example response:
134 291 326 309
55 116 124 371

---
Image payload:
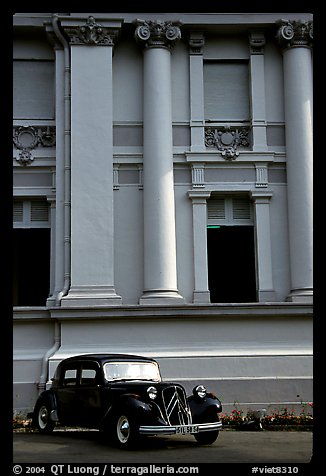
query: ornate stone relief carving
134 20 182 49
13 126 56 165
205 125 250 160
64 16 118 46
276 19 313 49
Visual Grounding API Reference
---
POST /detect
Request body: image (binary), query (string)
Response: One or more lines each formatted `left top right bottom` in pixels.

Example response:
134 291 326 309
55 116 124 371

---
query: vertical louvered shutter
13 199 50 227
232 197 252 220
207 196 253 225
13 201 24 223
204 61 250 121
207 199 225 220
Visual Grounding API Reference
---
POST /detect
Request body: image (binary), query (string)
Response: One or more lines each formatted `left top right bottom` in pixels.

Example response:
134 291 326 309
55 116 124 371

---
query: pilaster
250 191 276 302
188 32 206 152
188 190 211 303
249 31 267 151
59 16 123 307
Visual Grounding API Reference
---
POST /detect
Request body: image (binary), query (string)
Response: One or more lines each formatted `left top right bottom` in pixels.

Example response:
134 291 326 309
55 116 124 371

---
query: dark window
207 225 256 303
13 228 50 306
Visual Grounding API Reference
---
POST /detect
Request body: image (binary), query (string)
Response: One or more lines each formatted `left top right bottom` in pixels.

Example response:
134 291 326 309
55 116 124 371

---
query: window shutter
13 60 55 120
204 61 250 121
207 199 225 219
232 197 252 220
13 199 50 227
31 201 49 222
13 201 24 222
207 195 253 225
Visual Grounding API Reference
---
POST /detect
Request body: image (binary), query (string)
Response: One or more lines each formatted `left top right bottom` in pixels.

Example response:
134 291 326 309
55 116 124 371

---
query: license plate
176 425 199 434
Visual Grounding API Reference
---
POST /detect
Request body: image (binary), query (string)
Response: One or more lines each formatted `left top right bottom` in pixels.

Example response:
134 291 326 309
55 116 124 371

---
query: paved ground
13 429 313 464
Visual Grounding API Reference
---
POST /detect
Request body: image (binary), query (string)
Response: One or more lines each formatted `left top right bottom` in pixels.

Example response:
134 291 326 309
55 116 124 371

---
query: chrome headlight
147 386 158 400
193 384 207 399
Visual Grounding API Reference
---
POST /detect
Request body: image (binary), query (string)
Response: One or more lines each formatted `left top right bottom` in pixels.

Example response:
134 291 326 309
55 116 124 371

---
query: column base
61 285 122 307
139 290 184 305
286 288 313 303
258 290 277 302
193 291 211 304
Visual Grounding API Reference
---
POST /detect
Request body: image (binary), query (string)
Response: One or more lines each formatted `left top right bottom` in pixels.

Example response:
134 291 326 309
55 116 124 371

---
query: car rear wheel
113 413 138 449
34 400 55 434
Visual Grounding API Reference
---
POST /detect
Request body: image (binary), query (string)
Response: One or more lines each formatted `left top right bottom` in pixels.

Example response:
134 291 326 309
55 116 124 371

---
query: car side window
80 368 97 386
63 368 78 387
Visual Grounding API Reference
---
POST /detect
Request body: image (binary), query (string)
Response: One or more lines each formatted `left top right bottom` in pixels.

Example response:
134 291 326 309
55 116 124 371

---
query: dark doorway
13 228 50 306
207 226 256 303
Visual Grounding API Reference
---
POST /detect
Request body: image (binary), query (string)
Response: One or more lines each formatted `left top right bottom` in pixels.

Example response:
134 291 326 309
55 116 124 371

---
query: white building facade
13 12 313 415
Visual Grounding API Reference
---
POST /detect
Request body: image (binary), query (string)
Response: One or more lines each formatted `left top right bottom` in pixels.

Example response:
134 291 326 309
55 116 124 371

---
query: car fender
187 394 222 424
101 393 153 428
32 390 59 425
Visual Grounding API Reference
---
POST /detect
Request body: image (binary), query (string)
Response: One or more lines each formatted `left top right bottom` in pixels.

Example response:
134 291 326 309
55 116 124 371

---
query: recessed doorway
207 225 256 303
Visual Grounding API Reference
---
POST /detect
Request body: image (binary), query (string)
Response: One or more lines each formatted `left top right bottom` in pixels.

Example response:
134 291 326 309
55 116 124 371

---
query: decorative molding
134 19 182 49
13 126 56 166
64 16 118 46
188 31 205 54
276 19 313 49
205 125 250 161
249 31 266 54
137 164 143 190
113 164 119 190
191 163 205 188
255 163 268 188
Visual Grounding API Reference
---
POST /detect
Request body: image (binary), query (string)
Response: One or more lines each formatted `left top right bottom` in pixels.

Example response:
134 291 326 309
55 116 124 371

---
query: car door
74 361 103 428
56 362 80 426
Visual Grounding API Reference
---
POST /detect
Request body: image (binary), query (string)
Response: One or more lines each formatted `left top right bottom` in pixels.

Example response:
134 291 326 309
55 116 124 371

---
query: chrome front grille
162 386 192 426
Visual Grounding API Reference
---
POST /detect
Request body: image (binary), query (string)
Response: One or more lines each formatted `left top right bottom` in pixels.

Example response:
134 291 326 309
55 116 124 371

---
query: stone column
135 20 184 304
60 16 122 306
277 20 313 302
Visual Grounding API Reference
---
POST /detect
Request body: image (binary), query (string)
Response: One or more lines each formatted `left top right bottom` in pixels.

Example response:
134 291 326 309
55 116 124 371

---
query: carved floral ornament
276 19 313 49
134 20 182 49
64 16 118 46
13 126 56 166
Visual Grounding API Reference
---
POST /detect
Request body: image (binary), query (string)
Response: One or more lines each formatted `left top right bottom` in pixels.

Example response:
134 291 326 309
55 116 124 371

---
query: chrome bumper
139 421 222 436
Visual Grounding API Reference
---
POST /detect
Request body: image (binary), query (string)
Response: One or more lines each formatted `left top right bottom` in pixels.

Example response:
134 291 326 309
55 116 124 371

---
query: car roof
59 353 158 365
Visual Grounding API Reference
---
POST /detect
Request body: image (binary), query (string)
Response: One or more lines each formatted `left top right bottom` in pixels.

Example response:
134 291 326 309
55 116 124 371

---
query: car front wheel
113 413 138 449
34 400 55 434
194 417 220 445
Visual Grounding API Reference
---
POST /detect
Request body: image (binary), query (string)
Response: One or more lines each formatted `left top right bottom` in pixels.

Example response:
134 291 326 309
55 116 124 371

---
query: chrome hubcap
117 416 130 443
38 406 48 429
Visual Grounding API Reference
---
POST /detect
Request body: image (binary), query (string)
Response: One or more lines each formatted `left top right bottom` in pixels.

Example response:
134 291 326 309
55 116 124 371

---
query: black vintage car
32 353 222 448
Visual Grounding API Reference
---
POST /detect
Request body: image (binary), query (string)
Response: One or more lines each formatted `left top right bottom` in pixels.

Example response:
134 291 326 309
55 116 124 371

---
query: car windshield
103 361 161 382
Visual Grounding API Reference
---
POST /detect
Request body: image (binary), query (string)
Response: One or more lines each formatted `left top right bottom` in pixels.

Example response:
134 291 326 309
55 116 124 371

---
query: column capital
134 19 182 50
250 190 273 203
61 15 122 46
276 19 313 50
188 190 211 202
